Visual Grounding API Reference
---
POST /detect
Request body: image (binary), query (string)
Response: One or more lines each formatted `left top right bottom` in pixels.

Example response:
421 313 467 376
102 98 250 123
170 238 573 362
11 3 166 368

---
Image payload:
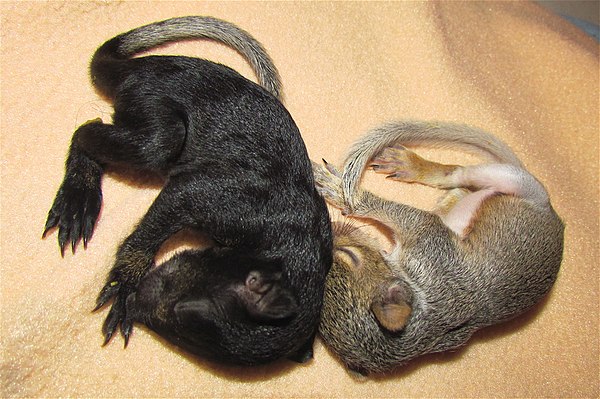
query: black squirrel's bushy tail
90 16 282 100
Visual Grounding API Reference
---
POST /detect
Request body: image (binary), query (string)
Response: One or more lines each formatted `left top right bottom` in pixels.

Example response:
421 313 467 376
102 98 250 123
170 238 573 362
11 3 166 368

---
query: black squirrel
43 16 332 366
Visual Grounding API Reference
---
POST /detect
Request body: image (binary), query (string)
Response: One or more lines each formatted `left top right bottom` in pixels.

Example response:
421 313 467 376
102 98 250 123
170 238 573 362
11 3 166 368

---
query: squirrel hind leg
434 188 469 215
438 188 497 238
458 164 550 207
371 146 459 188
437 163 549 238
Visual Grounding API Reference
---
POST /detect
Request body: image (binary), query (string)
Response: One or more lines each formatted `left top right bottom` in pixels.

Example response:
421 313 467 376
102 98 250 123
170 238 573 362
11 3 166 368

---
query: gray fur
314 120 564 375
101 16 281 99
342 120 524 210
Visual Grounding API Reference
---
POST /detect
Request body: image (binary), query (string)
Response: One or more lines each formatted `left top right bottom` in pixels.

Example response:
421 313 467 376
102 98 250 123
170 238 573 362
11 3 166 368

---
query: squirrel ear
371 280 412 332
242 270 299 321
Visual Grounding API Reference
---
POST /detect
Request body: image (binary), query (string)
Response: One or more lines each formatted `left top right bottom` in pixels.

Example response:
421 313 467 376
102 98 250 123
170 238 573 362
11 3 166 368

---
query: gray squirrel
312 120 564 375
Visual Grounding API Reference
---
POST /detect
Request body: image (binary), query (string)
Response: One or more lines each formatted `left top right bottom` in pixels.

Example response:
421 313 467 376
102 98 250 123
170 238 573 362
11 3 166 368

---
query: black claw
121 293 137 348
59 240 68 258
82 218 95 249
42 213 59 238
58 225 70 256
70 230 80 254
95 282 120 311
121 321 132 348
92 290 111 312
102 299 123 346
43 176 102 254
70 221 82 254
102 331 113 347
95 281 136 348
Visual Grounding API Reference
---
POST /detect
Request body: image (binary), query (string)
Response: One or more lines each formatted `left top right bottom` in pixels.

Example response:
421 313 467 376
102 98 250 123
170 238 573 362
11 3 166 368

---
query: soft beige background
1 1 598 398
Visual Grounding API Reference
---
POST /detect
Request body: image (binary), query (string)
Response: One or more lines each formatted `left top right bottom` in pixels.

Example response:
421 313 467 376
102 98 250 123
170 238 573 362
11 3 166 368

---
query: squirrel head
318 225 414 375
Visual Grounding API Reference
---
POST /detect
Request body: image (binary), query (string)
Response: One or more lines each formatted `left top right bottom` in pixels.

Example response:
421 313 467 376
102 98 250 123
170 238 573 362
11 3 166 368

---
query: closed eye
335 246 361 268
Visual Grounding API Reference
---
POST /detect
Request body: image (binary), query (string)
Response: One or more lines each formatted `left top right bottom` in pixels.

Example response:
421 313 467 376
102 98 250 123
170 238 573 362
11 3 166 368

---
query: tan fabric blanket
1 1 597 397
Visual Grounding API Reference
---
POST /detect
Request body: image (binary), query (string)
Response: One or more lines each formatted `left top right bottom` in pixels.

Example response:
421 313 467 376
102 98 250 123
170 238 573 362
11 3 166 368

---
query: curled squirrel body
313 121 563 375
44 16 332 365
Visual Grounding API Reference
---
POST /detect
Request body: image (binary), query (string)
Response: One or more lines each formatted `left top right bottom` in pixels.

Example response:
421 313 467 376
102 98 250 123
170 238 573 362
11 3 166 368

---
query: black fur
43 17 332 365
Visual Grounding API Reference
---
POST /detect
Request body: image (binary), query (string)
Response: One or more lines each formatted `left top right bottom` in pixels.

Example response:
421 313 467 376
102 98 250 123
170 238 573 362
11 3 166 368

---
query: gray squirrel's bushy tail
90 16 282 100
342 120 525 201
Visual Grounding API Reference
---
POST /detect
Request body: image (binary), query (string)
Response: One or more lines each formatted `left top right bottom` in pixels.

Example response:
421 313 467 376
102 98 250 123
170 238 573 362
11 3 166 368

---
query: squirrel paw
371 146 427 184
94 279 136 348
312 160 348 211
372 146 458 189
43 177 102 256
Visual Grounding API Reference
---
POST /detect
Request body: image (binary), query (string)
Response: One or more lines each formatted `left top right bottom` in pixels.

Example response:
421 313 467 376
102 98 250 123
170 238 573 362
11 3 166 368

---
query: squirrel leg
371 147 549 237
434 188 470 215
370 147 482 236
370 146 493 237
312 160 348 212
313 160 439 238
94 181 188 347
370 145 459 189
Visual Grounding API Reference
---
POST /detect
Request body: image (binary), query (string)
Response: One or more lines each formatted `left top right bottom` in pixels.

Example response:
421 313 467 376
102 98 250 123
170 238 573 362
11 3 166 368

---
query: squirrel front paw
94 276 137 347
43 175 102 256
312 160 349 212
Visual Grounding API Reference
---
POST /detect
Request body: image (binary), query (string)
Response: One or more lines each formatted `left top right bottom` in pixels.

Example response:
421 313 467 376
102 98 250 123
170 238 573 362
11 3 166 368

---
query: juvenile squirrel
43 16 332 366
313 120 564 375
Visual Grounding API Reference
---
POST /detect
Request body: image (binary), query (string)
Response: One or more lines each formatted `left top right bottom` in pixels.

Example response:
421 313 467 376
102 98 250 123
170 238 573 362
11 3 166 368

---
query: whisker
331 217 373 236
